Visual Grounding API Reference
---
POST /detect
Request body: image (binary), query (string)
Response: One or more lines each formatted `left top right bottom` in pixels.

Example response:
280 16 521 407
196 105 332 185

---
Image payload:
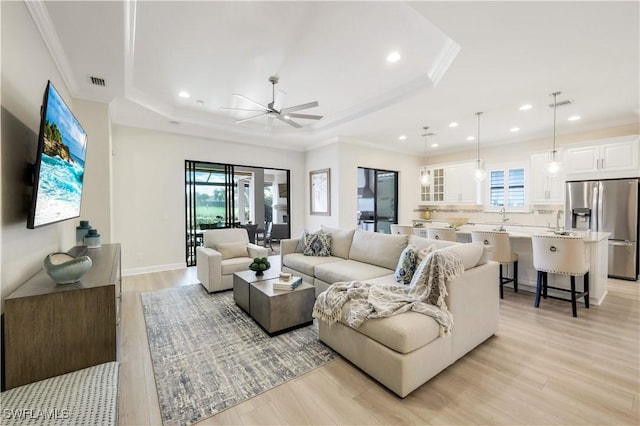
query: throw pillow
394 244 419 285
215 241 249 260
417 244 435 261
303 231 332 257
295 229 309 253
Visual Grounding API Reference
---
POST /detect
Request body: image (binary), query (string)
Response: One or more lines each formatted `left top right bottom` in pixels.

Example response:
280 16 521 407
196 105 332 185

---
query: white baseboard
123 262 187 277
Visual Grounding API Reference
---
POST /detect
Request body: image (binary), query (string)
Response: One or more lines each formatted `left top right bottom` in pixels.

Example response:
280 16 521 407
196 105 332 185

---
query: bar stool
471 231 519 299
426 227 457 241
531 234 590 317
390 225 414 235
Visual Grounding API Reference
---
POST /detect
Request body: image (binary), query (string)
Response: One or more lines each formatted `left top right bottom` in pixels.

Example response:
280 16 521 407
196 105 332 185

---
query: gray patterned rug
141 284 337 426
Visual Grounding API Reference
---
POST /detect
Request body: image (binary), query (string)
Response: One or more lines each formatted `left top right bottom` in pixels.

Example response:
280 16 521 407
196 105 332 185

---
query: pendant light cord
551 91 560 160
476 112 483 165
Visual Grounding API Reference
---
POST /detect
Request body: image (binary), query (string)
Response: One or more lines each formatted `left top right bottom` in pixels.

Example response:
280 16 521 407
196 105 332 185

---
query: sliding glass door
185 161 291 266
357 167 398 233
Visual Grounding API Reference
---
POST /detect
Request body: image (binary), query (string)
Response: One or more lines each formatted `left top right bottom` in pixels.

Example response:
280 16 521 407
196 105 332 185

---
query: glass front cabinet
419 166 444 203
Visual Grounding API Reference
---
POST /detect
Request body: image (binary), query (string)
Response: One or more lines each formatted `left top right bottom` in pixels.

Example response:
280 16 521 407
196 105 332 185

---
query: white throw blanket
312 249 464 334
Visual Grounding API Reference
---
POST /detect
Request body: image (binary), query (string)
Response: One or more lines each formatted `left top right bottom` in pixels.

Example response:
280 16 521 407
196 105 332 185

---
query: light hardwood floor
119 268 640 425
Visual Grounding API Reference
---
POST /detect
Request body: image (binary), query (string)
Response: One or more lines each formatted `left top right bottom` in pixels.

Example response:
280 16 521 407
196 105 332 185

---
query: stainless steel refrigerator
565 178 639 280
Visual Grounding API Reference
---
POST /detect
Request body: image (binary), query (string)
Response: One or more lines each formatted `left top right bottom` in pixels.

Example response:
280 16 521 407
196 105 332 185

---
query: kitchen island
415 223 610 305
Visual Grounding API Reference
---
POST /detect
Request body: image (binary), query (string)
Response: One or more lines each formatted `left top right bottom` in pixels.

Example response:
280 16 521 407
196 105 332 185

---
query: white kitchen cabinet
419 166 444 203
564 136 639 179
530 151 565 204
444 162 481 204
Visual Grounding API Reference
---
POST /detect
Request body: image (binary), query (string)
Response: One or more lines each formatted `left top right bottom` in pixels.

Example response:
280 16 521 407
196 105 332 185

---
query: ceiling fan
222 76 322 128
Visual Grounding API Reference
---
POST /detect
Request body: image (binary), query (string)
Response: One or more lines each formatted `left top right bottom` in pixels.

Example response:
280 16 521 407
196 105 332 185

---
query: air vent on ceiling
548 99 572 108
90 76 106 87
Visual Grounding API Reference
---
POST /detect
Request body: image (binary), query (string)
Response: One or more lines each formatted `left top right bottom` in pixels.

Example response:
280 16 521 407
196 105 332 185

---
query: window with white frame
487 163 526 210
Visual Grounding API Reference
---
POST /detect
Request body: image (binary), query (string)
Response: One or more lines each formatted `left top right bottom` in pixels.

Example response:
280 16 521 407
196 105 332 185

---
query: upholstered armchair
196 228 269 293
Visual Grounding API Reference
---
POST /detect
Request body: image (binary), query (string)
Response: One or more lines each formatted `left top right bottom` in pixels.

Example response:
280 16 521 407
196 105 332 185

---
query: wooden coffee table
233 269 315 335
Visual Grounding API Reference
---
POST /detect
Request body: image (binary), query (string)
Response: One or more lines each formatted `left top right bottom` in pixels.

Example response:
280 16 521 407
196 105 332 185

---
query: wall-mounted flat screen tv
27 80 88 229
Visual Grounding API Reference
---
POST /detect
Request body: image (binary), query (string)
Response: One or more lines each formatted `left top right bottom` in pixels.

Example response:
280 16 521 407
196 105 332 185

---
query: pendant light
545 91 562 176
420 126 435 186
473 112 487 182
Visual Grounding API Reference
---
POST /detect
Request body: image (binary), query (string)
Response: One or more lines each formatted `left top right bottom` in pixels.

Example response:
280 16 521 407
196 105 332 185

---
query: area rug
141 284 338 426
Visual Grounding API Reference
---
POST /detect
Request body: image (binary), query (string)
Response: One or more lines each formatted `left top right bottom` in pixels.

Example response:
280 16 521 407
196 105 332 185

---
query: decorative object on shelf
84 228 102 248
473 112 487 182
422 208 432 220
446 217 469 228
43 252 92 284
545 91 563 176
249 257 271 276
420 126 435 186
76 220 92 245
310 168 331 216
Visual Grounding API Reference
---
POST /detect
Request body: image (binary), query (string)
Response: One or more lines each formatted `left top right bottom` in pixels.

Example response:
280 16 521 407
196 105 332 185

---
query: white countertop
413 222 610 242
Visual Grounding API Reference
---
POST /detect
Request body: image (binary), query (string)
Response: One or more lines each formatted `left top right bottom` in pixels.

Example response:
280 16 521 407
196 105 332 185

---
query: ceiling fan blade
284 113 323 120
221 107 267 112
280 101 319 113
276 115 302 128
235 112 268 124
232 94 269 110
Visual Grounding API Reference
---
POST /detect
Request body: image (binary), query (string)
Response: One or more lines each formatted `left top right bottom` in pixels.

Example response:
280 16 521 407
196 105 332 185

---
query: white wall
72 99 113 242
0 1 76 310
304 139 422 232
111 125 305 274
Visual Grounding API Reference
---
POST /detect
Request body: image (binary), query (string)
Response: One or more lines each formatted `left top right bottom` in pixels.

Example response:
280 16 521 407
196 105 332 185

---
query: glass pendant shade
474 159 487 182
420 125 433 186
544 150 562 176
420 172 431 186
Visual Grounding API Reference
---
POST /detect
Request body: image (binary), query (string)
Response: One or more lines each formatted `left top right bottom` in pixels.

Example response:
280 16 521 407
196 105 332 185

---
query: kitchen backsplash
413 208 565 229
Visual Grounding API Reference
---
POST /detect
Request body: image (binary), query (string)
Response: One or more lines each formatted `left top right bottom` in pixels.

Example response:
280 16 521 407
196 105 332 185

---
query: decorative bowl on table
446 217 469 228
43 252 93 284
249 257 271 276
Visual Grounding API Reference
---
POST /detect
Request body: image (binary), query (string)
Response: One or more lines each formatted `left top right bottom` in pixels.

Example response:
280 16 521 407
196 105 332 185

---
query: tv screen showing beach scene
28 81 88 229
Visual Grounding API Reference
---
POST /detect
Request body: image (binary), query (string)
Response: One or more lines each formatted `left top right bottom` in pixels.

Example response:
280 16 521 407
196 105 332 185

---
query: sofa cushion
339 303 441 353
437 242 486 270
304 231 332 256
282 253 342 277
349 229 408 270
220 257 253 275
394 244 418 285
315 259 392 284
215 241 249 260
321 226 355 259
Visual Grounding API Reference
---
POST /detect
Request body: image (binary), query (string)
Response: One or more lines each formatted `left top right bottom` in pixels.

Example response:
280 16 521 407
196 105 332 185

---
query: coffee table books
272 275 303 291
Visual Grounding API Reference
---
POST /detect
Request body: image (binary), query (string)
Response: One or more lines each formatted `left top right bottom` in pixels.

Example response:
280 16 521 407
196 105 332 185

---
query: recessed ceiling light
178 91 190 98
386 51 401 63
466 136 475 141
398 135 407 141
519 104 533 111
568 115 581 121
448 122 459 128
510 127 520 132
431 143 439 148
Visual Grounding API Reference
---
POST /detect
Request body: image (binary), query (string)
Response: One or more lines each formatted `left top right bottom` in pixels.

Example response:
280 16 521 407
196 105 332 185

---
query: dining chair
426 227 456 241
471 230 519 299
531 234 590 317
390 225 414 235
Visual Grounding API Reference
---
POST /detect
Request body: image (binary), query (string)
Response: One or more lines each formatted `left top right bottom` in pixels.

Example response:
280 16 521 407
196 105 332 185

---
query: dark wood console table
3 243 121 390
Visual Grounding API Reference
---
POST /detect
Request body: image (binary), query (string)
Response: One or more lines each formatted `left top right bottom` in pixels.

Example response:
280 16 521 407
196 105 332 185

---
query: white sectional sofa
280 226 499 397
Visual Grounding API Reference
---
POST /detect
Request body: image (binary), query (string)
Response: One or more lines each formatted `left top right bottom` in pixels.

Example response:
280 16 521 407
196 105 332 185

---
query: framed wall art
310 168 331 216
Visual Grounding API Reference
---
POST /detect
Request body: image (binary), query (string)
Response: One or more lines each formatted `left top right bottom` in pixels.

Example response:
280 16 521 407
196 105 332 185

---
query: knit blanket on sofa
312 249 464 334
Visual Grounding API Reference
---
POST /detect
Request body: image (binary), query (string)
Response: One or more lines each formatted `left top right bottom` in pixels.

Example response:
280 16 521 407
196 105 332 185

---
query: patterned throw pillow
303 231 332 256
395 244 419 285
